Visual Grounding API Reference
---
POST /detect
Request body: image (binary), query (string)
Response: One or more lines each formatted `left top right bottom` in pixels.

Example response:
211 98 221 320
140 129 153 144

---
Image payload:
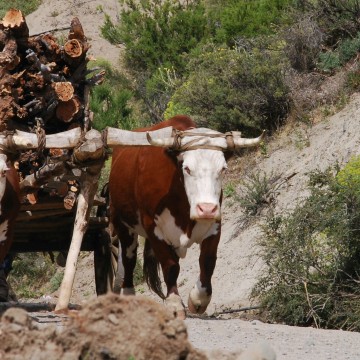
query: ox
109 115 262 317
0 154 20 301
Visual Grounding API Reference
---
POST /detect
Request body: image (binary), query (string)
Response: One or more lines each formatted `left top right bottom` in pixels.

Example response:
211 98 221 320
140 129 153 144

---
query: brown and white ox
0 154 20 263
109 115 262 318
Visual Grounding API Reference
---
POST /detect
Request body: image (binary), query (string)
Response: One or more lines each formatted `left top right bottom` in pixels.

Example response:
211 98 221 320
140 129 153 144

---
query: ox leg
117 223 138 295
149 237 185 319
188 232 220 315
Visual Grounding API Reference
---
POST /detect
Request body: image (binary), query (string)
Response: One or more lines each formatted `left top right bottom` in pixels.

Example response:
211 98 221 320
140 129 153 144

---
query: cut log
52 82 74 102
56 96 82 122
0 10 104 137
68 17 87 42
73 128 104 163
63 39 83 61
0 36 19 70
0 95 14 131
19 161 67 193
0 8 29 39
63 190 77 210
26 192 38 205
0 30 7 48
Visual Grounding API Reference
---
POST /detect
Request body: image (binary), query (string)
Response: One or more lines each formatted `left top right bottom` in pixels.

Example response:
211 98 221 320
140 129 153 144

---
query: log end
1 8 24 28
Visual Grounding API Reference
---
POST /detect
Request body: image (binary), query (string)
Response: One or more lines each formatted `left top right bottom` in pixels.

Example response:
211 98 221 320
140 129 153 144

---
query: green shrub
316 0 360 47
339 35 360 63
8 253 58 299
89 59 140 130
346 70 360 90
317 51 342 72
253 160 360 330
317 33 360 72
238 171 273 215
209 0 294 44
169 44 290 134
101 0 209 75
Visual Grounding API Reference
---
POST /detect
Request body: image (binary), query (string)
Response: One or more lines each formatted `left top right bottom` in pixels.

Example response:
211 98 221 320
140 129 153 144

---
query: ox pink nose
196 203 218 218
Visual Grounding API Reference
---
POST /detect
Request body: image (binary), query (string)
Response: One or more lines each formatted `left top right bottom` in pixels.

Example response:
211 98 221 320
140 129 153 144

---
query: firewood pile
0 9 105 206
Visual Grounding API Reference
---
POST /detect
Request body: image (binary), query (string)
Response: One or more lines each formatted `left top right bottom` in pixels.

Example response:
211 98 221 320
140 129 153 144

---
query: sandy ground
20 1 360 359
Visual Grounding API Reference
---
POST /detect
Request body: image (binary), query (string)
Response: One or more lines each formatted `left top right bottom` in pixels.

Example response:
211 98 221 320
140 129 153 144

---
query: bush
208 0 295 44
238 171 273 216
253 160 360 330
8 253 58 299
316 0 360 47
169 43 290 135
89 59 140 130
317 32 360 72
101 0 209 75
283 15 324 71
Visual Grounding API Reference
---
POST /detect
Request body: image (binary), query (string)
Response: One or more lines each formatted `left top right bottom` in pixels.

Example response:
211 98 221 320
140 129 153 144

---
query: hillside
17 1 360 359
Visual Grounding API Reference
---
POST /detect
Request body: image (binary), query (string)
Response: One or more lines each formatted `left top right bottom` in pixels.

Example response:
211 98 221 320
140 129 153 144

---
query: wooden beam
0 302 81 314
104 126 174 147
19 161 67 193
0 127 83 150
55 167 102 311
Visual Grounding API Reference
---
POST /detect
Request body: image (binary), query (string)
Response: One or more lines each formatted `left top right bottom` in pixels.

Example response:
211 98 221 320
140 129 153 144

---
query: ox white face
178 149 227 221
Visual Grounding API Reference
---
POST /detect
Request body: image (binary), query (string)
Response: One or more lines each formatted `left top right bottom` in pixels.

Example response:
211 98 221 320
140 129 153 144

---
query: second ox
109 115 263 317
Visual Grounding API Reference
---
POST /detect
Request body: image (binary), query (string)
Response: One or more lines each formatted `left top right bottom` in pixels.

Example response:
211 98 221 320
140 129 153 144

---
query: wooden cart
0 125 173 310
0 8 174 310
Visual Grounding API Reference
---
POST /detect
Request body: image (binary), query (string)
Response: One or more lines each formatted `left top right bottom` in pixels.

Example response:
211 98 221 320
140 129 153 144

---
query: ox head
0 154 9 178
147 128 264 222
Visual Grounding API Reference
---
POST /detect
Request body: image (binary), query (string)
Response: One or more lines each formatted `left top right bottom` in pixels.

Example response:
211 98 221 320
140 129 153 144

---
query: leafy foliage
316 0 360 47
238 172 273 216
89 60 141 130
253 160 360 330
8 253 59 299
317 32 360 72
101 0 208 75
169 44 290 134
208 0 295 44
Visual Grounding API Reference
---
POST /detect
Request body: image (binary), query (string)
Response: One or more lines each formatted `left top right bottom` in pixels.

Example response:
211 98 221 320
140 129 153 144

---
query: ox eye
184 166 191 175
221 166 228 175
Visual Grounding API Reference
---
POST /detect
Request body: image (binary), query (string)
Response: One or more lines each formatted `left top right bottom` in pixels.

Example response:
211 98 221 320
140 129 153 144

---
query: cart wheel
94 183 122 295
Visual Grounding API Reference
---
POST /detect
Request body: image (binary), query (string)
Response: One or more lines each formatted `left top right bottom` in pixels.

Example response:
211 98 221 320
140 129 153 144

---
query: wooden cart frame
1 125 174 311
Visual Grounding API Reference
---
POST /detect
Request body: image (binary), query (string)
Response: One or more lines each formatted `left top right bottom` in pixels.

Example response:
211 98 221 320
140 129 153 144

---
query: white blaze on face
179 149 227 221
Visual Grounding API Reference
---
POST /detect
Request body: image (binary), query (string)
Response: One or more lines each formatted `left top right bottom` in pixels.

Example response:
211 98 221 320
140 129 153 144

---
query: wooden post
55 163 103 311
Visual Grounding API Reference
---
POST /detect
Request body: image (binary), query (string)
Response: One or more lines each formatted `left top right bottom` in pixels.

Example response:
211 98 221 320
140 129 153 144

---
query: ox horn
232 130 265 148
146 132 174 147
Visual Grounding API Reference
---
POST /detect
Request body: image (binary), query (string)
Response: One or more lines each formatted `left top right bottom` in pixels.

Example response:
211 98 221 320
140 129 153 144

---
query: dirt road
186 317 360 359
